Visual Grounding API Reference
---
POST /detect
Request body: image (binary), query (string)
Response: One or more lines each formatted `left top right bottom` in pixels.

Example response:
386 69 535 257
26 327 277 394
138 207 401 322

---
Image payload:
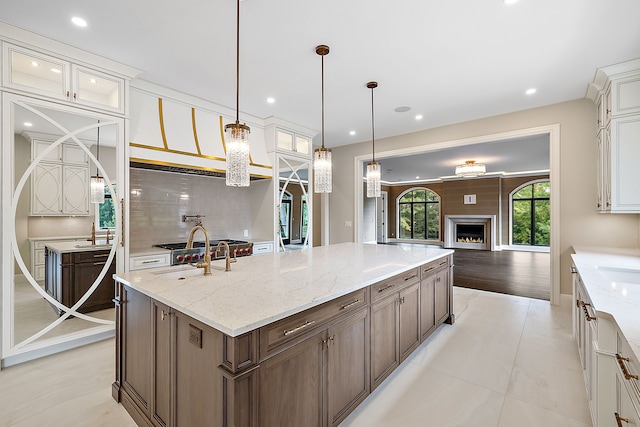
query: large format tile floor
0 287 591 427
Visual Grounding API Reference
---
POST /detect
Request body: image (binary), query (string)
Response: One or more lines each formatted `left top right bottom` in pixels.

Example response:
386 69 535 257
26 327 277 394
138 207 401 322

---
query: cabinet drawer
130 253 171 271
617 332 640 400
252 242 273 255
260 287 368 358
371 268 419 302
74 249 111 263
420 256 450 279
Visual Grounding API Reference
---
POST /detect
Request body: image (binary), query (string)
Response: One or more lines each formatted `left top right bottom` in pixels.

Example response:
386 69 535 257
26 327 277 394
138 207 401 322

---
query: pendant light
314 44 332 193
224 0 250 187
366 81 381 198
90 121 105 204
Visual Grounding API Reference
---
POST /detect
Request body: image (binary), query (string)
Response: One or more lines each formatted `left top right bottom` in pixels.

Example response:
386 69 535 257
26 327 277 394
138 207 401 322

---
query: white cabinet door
62 143 88 165
610 116 640 212
72 65 124 113
3 45 70 102
62 165 90 215
31 163 63 215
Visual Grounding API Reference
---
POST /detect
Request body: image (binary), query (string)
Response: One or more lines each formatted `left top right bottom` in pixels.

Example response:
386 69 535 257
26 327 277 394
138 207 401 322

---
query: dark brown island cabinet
112 254 453 427
44 246 116 315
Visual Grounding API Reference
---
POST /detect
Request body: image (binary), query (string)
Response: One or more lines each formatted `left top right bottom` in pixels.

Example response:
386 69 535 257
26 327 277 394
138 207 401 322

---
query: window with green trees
96 184 116 229
398 188 440 240
511 180 550 246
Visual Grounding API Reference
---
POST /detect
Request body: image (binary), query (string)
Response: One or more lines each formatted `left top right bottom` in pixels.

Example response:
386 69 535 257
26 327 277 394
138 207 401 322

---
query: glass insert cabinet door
277 155 311 251
1 94 124 364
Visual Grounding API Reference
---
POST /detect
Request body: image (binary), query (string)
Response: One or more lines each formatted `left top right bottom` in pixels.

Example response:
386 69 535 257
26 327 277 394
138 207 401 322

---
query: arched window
398 188 440 240
511 180 550 247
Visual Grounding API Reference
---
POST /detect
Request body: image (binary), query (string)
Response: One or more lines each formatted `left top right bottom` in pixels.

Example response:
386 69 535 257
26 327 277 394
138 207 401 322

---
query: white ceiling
1 0 639 181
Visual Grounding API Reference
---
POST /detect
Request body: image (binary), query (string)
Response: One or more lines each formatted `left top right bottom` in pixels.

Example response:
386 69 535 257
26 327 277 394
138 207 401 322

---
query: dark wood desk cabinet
44 247 116 315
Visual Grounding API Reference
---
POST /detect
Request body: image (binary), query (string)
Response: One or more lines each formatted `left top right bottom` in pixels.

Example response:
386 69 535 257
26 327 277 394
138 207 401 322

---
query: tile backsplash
129 168 253 251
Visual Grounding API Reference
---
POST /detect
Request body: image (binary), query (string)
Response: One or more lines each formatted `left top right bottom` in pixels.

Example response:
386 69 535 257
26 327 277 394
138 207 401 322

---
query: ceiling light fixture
71 16 87 27
349 131 356 136
504 0 519 4
455 160 486 177
526 88 537 95
415 114 423 120
266 97 275 104
224 0 251 187
23 122 33 127
314 44 332 193
366 81 381 198
30 61 39 67
51 68 62 74
90 121 105 203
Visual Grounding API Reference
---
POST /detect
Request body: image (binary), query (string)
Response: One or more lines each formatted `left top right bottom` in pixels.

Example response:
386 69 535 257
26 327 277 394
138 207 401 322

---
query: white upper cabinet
3 43 125 114
589 59 640 213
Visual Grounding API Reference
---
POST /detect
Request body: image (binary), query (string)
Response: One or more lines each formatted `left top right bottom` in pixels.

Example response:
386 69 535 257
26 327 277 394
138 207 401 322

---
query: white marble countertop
572 246 640 362
45 240 114 253
114 242 453 337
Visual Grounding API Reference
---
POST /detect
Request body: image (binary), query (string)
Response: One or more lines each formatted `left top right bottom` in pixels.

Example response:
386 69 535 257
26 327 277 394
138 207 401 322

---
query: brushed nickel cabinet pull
581 302 596 321
73 92 77 100
616 353 639 380
161 310 168 321
93 253 109 258
93 261 106 266
436 276 441 283
438 260 447 266
340 299 361 310
615 412 629 426
377 284 395 293
399 296 405 304
142 259 160 264
66 91 70 98
423 266 436 273
404 274 417 281
283 320 315 336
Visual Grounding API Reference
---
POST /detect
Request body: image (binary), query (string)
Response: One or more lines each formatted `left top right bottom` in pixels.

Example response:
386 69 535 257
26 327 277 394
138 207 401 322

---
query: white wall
329 99 640 296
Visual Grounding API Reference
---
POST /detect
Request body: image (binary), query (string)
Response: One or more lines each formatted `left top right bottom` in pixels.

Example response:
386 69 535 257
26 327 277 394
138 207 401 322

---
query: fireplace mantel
444 215 497 251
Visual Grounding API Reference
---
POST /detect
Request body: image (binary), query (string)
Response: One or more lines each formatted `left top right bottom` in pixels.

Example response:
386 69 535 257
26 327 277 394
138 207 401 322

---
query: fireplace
444 215 496 250
456 224 485 244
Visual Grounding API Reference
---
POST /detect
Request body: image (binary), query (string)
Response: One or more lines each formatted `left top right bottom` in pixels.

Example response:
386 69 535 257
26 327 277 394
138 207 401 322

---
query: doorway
354 125 560 304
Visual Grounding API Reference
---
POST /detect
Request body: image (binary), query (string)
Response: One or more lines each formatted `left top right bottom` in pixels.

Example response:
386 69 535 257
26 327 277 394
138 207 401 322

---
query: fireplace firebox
456 224 485 243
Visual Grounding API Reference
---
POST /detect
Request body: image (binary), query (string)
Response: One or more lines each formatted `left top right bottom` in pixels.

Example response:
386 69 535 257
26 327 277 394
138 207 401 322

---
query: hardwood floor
453 249 550 300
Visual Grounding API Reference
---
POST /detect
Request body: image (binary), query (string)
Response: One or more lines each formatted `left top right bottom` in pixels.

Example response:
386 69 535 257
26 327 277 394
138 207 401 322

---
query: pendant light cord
235 0 240 123
321 53 325 149
96 120 100 176
370 86 375 162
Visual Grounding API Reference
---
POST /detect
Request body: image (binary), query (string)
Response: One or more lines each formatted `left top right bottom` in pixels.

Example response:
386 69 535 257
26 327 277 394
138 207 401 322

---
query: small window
96 184 116 229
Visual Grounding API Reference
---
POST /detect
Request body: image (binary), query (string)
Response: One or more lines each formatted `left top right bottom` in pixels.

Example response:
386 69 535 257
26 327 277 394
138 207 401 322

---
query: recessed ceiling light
30 61 39 67
394 106 411 113
71 16 87 27
90 78 97 84
24 122 33 127
50 68 62 74
349 130 356 136
415 114 423 120
266 97 275 104
526 88 537 95
504 0 519 4
416 176 420 179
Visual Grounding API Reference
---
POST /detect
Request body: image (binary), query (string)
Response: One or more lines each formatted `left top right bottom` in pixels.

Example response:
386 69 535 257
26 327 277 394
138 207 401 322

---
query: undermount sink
596 266 640 285
74 242 112 249
152 267 204 280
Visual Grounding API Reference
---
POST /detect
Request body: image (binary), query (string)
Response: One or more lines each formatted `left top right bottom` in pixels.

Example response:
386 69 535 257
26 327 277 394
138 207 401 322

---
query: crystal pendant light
224 0 250 187
366 81 381 198
314 45 332 193
90 121 105 203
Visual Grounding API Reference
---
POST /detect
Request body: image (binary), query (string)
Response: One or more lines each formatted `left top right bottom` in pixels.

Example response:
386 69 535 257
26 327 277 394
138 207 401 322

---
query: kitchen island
112 242 454 427
44 241 116 315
